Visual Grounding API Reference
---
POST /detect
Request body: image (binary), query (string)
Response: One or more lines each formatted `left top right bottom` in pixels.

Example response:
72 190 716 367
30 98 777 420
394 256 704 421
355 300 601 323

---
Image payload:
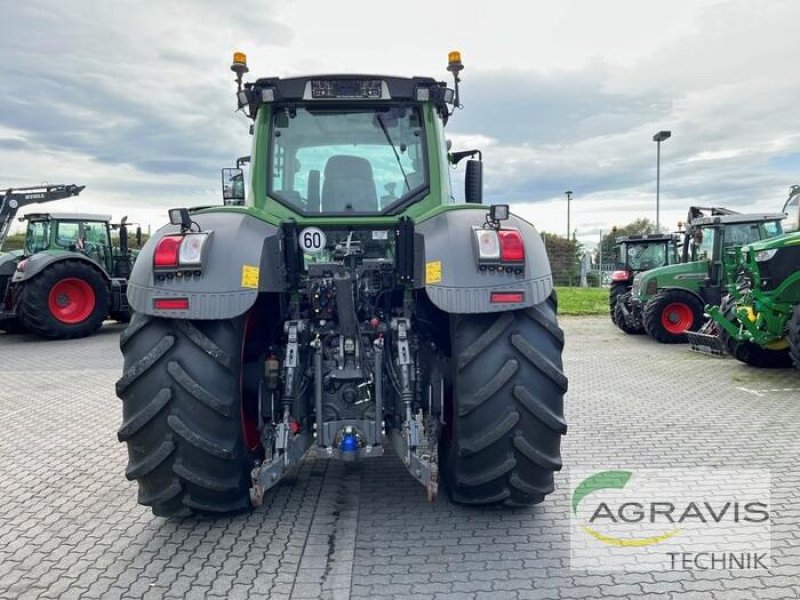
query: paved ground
1 317 799 599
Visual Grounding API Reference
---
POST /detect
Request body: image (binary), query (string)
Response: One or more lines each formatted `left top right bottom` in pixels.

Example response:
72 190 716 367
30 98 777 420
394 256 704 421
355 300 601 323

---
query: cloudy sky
2 0 798 247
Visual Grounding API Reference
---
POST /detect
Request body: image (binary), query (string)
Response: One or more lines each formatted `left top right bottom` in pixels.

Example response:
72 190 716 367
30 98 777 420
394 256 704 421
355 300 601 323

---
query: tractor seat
321 155 378 212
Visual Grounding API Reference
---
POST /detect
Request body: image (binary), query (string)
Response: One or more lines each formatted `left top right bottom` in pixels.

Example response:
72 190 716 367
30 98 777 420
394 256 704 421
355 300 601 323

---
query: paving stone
0 317 797 600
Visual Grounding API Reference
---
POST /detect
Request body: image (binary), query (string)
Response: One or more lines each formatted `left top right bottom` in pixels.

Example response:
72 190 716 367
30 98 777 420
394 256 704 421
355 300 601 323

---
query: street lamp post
653 130 671 231
564 190 573 240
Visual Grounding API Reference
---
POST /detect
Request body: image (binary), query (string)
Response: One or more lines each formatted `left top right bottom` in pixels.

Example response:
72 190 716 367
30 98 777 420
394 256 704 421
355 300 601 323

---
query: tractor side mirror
465 159 483 204
222 168 245 205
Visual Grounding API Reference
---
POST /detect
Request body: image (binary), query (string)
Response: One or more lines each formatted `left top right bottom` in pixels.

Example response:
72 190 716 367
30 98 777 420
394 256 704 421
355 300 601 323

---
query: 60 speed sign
298 227 326 254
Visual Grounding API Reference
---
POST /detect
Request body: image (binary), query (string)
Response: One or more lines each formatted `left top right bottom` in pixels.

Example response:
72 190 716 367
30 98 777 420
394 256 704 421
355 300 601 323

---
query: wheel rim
48 278 96 324
661 302 693 334
240 312 263 453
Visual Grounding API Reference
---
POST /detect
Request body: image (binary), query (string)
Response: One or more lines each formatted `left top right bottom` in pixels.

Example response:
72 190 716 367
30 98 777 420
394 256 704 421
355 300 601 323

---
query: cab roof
251 74 442 101
616 234 676 244
23 212 112 223
240 74 453 120
689 213 786 227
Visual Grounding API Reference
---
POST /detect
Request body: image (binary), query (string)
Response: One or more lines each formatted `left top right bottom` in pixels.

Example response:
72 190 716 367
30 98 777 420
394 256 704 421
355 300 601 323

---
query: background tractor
0 187 141 338
115 52 568 518
704 232 800 368
621 207 785 343
608 233 679 331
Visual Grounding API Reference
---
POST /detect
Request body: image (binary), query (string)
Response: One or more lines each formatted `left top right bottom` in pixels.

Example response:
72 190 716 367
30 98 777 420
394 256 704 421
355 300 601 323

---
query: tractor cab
612 233 679 281
22 213 140 278
24 213 114 268
681 213 784 264
608 233 680 328
218 52 483 221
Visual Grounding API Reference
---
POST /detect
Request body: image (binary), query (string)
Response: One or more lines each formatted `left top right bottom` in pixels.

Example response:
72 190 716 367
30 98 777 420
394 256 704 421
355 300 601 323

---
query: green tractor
608 233 679 330
0 202 141 338
115 51 568 517
698 188 800 368
622 207 785 343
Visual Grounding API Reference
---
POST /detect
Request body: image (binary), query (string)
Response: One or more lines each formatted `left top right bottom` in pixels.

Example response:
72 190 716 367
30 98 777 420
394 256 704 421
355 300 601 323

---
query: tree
1 232 26 251
541 232 583 286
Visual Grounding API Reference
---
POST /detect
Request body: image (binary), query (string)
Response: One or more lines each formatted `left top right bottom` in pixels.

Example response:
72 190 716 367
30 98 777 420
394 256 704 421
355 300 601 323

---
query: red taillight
154 298 189 310
611 270 631 282
498 230 525 262
490 291 524 303
154 235 182 267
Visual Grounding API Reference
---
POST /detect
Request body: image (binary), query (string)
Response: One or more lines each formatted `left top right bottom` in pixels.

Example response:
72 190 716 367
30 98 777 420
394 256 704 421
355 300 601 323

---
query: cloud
0 0 798 247
451 63 673 146
0 1 291 191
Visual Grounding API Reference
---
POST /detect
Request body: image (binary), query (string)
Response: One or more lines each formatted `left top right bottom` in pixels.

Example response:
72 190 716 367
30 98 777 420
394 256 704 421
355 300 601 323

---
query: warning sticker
241 265 260 289
425 260 442 284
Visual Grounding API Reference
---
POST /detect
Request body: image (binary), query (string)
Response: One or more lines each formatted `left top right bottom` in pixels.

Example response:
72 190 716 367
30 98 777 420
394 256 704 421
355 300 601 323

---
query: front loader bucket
686 330 727 357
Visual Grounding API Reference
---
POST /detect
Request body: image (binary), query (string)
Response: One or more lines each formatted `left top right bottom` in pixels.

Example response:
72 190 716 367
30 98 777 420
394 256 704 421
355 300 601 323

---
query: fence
542 232 615 287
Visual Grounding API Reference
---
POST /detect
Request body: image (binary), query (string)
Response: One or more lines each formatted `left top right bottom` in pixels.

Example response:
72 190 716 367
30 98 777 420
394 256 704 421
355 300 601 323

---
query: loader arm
0 184 85 250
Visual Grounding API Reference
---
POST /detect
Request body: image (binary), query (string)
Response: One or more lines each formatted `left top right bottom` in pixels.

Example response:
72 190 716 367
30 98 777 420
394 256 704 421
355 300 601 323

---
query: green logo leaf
572 470 632 515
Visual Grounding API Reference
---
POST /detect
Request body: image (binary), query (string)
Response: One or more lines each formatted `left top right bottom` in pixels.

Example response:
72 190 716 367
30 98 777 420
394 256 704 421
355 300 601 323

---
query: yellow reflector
448 51 461 64
233 51 247 65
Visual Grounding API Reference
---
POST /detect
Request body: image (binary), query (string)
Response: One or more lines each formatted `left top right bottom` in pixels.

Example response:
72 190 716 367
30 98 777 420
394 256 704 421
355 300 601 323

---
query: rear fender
127 212 282 319
0 251 22 278
11 251 110 284
415 208 552 313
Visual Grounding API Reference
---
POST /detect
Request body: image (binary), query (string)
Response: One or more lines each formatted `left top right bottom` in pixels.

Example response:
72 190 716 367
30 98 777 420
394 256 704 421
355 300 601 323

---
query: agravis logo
569 468 772 571
572 470 681 547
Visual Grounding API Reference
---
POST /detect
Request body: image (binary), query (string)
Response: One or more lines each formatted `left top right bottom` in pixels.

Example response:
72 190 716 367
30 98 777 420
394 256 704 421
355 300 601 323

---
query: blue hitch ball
340 433 358 453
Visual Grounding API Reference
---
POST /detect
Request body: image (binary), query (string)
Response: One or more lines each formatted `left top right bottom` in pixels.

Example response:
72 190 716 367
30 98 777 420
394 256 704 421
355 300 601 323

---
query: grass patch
555 286 608 315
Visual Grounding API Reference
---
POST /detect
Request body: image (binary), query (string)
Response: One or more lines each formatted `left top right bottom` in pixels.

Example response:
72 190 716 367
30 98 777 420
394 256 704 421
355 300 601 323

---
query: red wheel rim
661 302 693 334
240 312 262 452
48 278 96 324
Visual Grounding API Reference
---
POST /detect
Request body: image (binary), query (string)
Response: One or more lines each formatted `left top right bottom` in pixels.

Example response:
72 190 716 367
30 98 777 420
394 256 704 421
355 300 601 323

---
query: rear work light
474 227 525 266
475 229 501 260
154 233 210 269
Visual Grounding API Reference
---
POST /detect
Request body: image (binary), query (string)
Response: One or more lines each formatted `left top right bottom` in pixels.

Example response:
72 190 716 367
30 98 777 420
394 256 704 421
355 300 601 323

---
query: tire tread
442 296 567 507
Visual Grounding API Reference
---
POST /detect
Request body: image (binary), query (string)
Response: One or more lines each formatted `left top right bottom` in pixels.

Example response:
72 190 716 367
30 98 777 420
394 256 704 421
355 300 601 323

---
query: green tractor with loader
608 232 679 329
115 51 568 517
618 207 785 342
0 185 141 338
699 232 800 368
691 186 800 368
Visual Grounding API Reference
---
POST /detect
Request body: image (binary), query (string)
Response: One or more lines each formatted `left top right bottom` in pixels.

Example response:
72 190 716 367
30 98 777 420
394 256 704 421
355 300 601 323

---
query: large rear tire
609 282 629 324
116 312 259 517
18 261 109 339
788 305 800 370
643 289 704 344
440 295 568 507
